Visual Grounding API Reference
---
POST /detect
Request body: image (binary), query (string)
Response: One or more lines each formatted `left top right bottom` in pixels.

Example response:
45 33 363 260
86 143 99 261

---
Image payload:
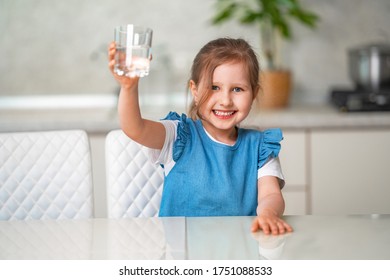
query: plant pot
256 70 292 109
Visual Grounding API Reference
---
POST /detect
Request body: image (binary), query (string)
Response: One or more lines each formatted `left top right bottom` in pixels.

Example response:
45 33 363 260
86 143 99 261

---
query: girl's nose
219 90 233 106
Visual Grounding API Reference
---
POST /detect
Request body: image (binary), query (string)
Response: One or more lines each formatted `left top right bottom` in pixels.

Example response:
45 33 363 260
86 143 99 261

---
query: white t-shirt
149 120 285 187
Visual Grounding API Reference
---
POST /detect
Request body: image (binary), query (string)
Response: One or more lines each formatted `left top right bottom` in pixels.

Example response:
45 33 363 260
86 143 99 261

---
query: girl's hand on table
251 210 293 235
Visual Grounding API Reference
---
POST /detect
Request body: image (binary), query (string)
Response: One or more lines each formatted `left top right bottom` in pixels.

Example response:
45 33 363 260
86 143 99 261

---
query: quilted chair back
0 130 94 220
105 130 164 218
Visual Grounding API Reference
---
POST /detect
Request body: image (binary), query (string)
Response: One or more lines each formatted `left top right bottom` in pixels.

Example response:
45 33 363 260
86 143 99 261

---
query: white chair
0 130 94 220
105 130 164 218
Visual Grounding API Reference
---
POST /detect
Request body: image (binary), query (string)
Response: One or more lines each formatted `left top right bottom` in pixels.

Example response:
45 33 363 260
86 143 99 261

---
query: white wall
1 0 389 105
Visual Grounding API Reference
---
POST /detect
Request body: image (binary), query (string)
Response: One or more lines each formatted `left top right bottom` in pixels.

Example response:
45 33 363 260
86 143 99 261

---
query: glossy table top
1 215 389 260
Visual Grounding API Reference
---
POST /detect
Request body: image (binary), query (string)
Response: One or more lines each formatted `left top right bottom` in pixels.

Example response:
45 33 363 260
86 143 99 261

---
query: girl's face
190 61 255 144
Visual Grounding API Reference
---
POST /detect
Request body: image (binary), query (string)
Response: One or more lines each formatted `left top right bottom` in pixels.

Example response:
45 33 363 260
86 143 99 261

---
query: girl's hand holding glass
108 42 140 89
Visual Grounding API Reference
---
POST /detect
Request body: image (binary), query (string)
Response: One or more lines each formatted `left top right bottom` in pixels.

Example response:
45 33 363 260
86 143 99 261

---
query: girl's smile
191 61 254 144
213 109 237 119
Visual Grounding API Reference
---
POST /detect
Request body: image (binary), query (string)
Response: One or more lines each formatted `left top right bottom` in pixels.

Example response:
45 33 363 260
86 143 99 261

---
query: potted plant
211 0 319 108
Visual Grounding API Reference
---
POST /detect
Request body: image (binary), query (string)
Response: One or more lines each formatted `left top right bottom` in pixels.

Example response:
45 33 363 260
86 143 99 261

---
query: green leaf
289 8 319 28
210 0 320 38
211 2 238 24
240 10 263 24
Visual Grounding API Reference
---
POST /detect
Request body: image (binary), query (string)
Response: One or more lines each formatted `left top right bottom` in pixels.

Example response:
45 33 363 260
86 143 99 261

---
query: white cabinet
280 131 307 215
310 129 390 214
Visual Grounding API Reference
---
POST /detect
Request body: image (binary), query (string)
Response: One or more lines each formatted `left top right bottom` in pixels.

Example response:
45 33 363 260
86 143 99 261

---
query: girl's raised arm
108 42 166 149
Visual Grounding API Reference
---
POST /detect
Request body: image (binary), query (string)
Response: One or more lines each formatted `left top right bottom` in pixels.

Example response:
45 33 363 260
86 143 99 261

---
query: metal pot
348 43 390 92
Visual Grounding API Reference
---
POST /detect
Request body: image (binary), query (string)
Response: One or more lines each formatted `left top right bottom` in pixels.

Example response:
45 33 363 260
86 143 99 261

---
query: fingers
251 219 260 232
108 41 116 54
108 42 116 71
282 221 293 233
107 41 141 88
251 217 293 235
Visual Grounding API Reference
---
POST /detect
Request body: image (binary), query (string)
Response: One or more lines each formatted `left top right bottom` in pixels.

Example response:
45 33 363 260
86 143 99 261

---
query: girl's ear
189 80 199 104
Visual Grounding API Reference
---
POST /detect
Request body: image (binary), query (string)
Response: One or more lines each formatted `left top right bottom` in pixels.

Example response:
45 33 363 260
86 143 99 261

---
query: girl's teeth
214 110 234 116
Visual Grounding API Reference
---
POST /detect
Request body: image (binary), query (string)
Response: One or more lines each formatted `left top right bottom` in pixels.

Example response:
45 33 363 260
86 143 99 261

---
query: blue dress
159 112 283 217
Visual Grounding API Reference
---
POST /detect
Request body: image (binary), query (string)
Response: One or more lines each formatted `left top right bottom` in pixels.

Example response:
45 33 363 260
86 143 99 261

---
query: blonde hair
188 38 260 120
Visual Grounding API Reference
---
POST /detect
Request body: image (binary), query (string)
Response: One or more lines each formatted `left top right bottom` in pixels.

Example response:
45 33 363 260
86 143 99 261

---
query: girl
108 38 292 235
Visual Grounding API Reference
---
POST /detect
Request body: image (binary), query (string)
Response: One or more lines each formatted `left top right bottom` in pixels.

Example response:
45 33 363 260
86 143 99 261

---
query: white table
1 215 389 259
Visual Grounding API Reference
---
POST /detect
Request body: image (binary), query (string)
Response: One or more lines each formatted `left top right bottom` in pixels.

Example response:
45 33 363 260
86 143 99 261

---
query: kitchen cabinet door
280 131 307 215
310 129 390 214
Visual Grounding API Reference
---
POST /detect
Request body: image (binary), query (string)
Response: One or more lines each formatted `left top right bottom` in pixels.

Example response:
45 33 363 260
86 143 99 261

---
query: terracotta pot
256 70 292 109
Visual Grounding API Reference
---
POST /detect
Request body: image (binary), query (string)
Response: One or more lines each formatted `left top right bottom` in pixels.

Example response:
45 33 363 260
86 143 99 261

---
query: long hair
188 38 260 120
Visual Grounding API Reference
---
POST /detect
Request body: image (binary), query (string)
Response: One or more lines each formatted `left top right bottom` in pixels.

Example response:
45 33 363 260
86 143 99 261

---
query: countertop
1 215 389 260
1 94 390 133
245 105 390 130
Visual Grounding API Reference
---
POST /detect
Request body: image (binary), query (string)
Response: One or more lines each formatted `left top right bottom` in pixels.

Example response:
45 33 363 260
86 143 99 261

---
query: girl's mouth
213 110 236 119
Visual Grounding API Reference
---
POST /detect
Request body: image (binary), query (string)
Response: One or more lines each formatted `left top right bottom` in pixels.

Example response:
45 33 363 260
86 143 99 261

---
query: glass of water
114 24 153 78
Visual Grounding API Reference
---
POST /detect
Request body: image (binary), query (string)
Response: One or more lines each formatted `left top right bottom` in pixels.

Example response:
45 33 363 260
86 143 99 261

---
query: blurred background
1 0 389 105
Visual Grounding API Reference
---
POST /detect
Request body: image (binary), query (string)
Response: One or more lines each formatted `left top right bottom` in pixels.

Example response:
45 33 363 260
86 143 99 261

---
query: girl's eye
211 85 219 91
232 87 243 93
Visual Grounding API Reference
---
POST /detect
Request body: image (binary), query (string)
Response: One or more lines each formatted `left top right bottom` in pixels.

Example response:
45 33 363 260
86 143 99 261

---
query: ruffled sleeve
162 111 190 162
258 128 283 169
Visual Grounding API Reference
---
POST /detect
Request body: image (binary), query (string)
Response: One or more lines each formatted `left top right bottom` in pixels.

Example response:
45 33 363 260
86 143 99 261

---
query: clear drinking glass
114 24 153 78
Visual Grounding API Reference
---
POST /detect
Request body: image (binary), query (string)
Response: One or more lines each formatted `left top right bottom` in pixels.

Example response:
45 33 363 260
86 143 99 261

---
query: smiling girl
108 38 292 235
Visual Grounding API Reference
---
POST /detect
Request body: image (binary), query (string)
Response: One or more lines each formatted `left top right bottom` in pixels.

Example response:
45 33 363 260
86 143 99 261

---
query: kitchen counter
0 107 120 134
245 105 390 130
0 94 120 134
1 95 390 134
